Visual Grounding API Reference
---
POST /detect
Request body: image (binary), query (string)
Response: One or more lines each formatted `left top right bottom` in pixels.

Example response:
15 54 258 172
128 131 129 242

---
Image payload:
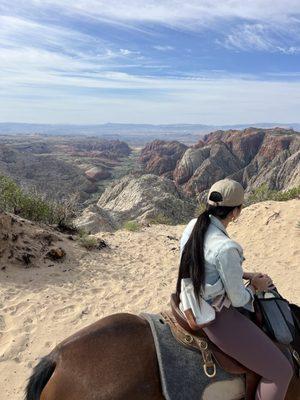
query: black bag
254 289 296 345
289 303 300 375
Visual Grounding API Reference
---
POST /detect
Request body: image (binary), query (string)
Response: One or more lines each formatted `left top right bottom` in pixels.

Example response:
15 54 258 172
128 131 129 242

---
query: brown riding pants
202 306 294 400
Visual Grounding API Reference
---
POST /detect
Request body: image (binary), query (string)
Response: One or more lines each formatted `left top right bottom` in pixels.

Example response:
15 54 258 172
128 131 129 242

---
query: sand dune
0 199 299 399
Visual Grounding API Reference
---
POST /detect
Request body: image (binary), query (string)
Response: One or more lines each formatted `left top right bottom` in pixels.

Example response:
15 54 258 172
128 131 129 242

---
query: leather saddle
164 293 260 400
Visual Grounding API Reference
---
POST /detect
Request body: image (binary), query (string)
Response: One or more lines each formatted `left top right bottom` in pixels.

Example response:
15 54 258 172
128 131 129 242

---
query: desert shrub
77 229 108 250
148 213 174 225
0 175 76 224
123 220 140 231
78 231 98 249
271 186 300 201
245 183 300 206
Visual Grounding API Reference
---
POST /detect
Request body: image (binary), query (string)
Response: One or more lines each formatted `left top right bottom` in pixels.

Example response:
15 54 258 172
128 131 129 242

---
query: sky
1 0 300 125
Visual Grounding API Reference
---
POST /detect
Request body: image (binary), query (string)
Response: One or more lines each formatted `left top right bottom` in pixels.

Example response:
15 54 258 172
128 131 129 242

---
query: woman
176 178 293 400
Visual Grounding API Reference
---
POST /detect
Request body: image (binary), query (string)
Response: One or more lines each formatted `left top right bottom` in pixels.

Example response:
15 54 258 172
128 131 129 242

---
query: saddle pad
141 312 245 400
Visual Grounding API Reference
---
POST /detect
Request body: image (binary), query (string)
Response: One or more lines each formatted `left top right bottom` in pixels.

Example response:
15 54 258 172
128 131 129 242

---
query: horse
25 309 300 400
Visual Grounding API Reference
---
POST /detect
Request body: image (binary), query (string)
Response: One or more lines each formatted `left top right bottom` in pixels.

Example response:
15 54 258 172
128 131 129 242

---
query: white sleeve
215 245 254 310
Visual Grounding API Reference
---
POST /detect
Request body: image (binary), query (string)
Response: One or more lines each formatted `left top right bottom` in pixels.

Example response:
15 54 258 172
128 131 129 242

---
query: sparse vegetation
194 202 206 216
148 213 174 225
0 175 76 224
245 183 300 206
78 232 99 249
123 220 140 231
77 228 108 250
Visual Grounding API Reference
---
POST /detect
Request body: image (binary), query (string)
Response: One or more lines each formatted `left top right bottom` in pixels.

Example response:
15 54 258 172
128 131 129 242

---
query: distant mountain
0 122 214 135
1 121 299 146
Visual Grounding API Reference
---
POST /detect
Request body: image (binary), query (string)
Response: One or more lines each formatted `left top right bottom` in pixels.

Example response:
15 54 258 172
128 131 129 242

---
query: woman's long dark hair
176 193 242 300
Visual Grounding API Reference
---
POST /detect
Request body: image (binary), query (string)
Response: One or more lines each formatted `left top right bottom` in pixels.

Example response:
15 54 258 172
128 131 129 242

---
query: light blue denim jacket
179 214 254 312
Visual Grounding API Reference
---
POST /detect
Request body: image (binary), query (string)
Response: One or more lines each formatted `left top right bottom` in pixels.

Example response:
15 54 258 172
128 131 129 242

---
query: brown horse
26 312 300 400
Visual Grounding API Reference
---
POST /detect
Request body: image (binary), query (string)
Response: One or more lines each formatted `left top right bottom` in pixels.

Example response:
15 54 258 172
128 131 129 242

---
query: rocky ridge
0 137 132 203
75 174 196 233
139 140 188 178
139 128 299 197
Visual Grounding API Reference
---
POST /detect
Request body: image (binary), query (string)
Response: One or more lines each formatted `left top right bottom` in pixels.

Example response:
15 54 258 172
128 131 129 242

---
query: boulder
85 166 111 182
74 205 118 234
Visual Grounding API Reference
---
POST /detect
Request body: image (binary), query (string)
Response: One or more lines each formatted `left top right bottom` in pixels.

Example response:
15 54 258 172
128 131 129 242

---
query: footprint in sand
53 305 75 320
0 315 6 330
0 315 6 340
0 331 30 363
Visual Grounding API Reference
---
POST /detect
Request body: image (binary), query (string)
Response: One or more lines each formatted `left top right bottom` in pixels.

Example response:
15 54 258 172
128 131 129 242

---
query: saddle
162 293 260 400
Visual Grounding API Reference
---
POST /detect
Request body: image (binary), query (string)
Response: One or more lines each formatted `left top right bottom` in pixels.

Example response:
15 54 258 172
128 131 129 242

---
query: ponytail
176 209 211 301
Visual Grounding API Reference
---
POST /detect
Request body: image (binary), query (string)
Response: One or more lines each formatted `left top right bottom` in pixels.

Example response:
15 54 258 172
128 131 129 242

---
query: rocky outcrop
174 146 211 185
242 135 300 192
174 128 299 196
68 139 132 159
76 174 196 233
139 140 188 178
85 167 111 182
175 141 243 194
74 205 118 234
98 174 196 224
0 212 73 269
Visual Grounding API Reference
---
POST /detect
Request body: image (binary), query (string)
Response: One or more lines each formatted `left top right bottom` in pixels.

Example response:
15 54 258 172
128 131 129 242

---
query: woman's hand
243 272 264 280
251 274 275 292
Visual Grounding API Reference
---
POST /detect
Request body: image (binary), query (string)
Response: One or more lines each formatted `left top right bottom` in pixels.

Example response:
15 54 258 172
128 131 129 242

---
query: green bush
123 220 140 231
78 232 98 249
0 175 75 224
246 183 300 206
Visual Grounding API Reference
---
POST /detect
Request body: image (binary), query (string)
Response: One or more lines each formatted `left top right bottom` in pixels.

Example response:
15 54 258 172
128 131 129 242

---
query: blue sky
1 0 300 124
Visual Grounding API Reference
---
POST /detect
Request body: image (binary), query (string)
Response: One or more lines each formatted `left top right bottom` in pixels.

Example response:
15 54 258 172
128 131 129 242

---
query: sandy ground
0 199 299 399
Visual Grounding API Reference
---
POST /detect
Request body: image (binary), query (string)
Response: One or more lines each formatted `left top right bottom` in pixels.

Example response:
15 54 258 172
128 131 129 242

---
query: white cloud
153 45 174 51
1 76 300 124
1 1 300 124
5 0 300 26
219 23 300 53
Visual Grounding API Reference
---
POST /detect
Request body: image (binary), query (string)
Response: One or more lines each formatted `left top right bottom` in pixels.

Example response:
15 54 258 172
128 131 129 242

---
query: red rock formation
174 128 299 196
257 135 294 161
139 139 187 176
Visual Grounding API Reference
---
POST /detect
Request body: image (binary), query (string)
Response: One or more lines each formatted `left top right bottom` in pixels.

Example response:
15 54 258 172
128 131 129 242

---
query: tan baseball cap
207 178 244 207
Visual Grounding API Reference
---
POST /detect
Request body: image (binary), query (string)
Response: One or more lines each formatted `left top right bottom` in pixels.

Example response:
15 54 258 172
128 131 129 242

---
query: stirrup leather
161 311 216 378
